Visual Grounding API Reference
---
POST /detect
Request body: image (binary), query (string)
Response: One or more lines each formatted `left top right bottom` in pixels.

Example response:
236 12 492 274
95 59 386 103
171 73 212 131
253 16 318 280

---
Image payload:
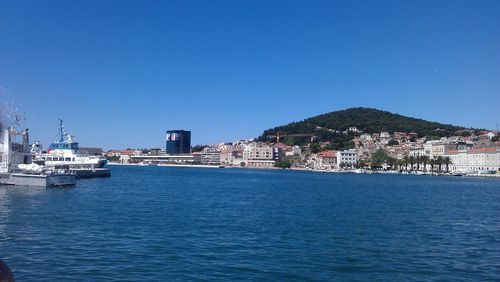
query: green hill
258 107 468 149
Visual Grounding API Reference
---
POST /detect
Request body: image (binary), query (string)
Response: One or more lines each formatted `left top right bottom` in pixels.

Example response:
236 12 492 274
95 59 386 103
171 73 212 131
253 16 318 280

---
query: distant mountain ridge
259 107 468 149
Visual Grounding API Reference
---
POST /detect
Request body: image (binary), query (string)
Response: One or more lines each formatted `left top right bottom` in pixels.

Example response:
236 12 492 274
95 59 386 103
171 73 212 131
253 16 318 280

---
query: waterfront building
422 140 471 159
242 142 282 167
409 146 424 158
243 143 273 160
446 148 500 173
431 143 448 157
337 149 357 167
120 154 131 163
317 150 337 169
220 150 239 165
200 147 221 165
423 140 448 159
106 149 139 157
130 154 201 165
166 130 191 155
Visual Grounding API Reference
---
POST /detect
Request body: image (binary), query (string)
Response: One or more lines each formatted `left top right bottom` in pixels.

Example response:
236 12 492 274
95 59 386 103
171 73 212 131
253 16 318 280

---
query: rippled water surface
1 166 499 281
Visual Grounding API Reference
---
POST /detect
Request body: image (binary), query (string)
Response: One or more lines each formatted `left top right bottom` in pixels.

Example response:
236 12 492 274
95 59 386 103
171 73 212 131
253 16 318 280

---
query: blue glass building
166 130 191 155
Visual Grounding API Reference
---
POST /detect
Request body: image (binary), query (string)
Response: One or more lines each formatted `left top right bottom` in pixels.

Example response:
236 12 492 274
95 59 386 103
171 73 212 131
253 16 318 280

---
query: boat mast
59 119 64 143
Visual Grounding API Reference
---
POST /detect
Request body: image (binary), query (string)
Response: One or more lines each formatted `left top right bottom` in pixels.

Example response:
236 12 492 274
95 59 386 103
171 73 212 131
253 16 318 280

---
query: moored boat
0 126 76 187
32 120 110 178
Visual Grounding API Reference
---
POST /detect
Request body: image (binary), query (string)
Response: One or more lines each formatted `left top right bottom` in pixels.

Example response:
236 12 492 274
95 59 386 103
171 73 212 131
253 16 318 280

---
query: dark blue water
1 166 499 281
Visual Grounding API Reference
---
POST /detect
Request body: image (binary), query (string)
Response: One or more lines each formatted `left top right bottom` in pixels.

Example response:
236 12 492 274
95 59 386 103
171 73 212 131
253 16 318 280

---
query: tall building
166 130 191 155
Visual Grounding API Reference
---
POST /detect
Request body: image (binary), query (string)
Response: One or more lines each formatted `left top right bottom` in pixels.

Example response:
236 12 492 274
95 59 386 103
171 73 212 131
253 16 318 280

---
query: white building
242 143 281 167
446 148 500 173
380 132 390 139
360 134 372 141
337 149 357 167
423 140 448 159
200 148 221 165
292 145 302 156
409 146 424 158
348 127 360 133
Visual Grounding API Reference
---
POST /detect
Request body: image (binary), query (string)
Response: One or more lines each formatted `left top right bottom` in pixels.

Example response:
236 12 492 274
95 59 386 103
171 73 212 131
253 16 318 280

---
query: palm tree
416 155 421 171
430 158 436 172
421 156 430 172
443 156 452 173
403 155 409 171
396 159 403 171
436 156 444 172
409 156 416 171
386 157 396 170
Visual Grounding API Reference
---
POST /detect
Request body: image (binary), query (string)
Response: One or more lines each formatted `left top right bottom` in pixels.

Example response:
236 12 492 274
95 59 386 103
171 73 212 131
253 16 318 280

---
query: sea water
0 166 499 281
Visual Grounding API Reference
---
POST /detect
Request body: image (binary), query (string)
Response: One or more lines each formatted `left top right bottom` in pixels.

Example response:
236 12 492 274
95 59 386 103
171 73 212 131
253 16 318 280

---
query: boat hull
3 173 77 187
72 168 111 178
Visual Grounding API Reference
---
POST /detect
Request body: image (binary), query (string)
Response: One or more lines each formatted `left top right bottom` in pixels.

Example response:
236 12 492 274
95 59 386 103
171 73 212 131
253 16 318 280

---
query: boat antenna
59 118 64 143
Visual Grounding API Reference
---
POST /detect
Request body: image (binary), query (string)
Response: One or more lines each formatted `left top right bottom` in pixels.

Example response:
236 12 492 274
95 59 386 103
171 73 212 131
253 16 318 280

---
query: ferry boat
33 120 108 170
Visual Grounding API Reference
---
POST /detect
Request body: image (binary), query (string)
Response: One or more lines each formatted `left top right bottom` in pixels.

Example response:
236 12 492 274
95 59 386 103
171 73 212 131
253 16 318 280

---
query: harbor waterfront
1 165 499 281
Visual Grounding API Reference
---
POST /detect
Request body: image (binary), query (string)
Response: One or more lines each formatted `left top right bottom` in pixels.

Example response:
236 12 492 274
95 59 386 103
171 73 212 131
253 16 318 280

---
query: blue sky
1 0 499 149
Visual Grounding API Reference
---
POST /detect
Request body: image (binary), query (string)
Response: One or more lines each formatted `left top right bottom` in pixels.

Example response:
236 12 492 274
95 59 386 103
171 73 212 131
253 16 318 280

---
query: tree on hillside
310 143 321 153
388 139 399 146
371 148 388 169
284 137 296 146
191 145 209 152
258 107 467 148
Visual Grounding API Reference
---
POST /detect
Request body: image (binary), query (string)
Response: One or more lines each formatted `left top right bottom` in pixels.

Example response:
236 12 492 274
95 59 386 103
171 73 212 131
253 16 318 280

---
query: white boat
0 125 76 187
9 164 76 187
33 120 108 169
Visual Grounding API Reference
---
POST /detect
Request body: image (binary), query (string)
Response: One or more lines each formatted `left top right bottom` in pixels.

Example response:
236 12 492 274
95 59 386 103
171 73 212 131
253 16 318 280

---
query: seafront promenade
107 162 500 178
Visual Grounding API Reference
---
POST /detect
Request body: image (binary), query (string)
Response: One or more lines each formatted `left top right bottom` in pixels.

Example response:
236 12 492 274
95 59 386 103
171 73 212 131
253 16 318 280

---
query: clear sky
1 0 499 149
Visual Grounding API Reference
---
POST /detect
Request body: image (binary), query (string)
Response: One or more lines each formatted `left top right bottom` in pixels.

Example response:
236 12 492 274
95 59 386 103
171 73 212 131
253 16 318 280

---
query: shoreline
106 162 500 178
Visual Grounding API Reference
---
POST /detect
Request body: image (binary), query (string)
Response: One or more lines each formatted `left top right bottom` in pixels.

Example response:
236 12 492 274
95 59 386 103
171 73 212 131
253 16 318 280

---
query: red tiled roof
468 148 497 153
317 150 336 158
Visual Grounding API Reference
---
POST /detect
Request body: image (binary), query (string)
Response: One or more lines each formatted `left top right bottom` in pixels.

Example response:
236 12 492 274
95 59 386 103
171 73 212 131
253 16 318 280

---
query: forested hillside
259 108 467 149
